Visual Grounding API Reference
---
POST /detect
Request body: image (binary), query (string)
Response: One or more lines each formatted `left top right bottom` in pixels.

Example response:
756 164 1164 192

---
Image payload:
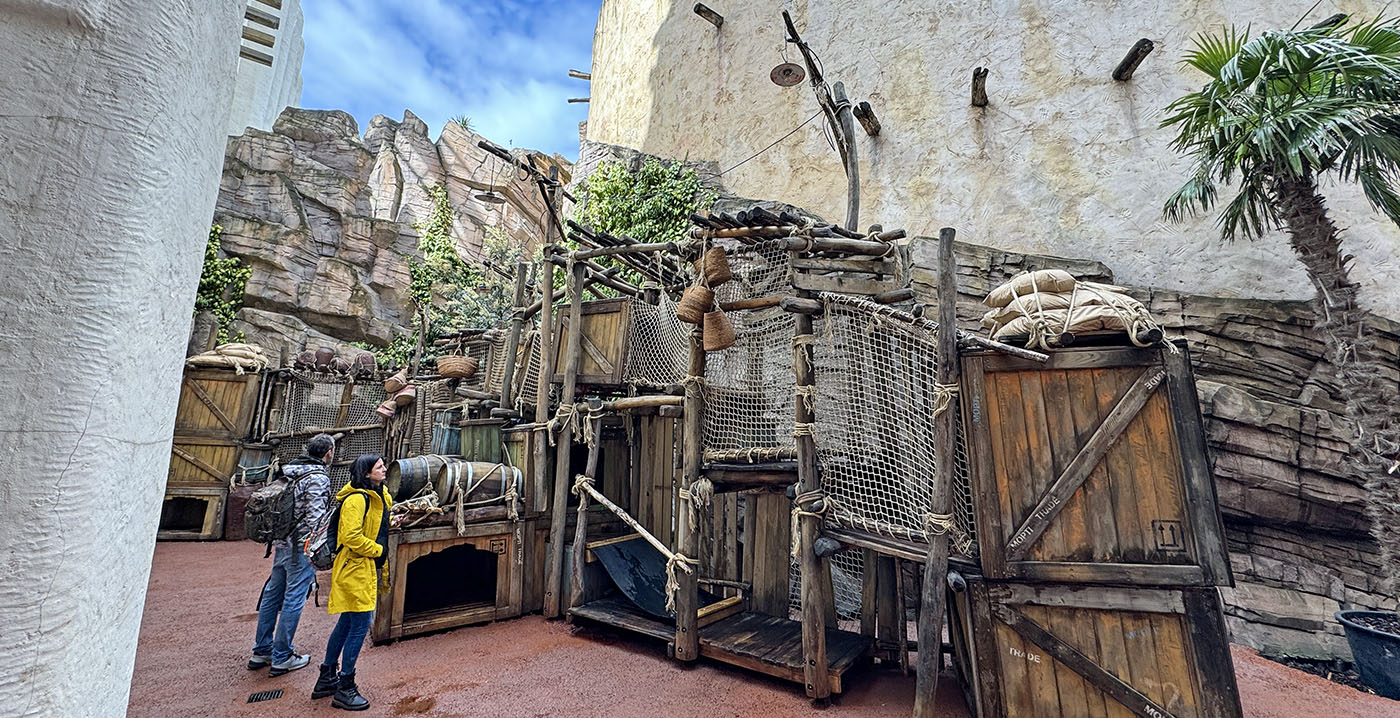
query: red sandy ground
129 542 1400 718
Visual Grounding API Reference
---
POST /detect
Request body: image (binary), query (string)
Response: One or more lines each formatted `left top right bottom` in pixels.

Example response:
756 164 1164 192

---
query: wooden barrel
433 460 522 505
386 455 449 501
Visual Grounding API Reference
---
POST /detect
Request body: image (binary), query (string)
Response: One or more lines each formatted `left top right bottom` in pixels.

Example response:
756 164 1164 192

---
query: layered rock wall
215 107 568 359
910 238 1399 659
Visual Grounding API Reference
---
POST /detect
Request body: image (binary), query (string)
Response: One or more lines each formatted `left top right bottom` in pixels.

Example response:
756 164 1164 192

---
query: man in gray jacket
248 433 333 676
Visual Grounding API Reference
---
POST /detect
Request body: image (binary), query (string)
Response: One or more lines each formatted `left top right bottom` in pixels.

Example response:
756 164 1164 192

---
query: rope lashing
571 473 596 497
546 403 577 446
931 382 960 418
792 422 816 439
790 489 830 560
663 553 699 614
679 477 715 521
795 385 817 413
923 512 955 536
682 374 707 391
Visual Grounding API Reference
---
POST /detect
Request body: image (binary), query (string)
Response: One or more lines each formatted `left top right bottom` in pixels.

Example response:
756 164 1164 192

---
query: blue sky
300 0 599 160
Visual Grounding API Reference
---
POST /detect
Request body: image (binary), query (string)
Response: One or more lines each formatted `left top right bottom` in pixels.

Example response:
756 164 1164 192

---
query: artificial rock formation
0 2 243 716
215 107 569 360
910 239 1399 659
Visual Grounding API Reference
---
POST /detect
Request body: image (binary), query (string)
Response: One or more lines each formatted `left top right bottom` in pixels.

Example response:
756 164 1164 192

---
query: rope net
624 292 690 387
788 550 865 625
810 296 977 557
704 241 795 453
273 372 387 493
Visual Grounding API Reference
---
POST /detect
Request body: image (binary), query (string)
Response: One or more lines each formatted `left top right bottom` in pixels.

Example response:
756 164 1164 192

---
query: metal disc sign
770 62 805 87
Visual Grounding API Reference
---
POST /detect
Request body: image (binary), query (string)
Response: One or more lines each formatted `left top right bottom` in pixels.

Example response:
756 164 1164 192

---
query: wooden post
913 228 961 717
971 67 989 107
853 101 881 136
673 324 705 661
876 555 900 662
832 82 859 232
544 258 585 619
499 261 530 408
793 304 831 701
1112 39 1154 81
570 414 602 612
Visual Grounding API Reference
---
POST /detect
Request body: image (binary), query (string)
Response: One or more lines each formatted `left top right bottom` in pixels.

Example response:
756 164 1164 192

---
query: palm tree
1161 15 1400 588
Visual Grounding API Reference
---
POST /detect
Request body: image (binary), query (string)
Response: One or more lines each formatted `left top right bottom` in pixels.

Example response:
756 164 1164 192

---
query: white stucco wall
0 2 242 716
228 0 304 135
587 0 1400 320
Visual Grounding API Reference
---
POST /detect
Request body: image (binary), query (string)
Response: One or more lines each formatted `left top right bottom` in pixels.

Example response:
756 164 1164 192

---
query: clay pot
332 357 352 374
703 309 736 351
353 351 377 376
313 346 335 369
293 350 316 369
438 355 479 379
676 285 715 324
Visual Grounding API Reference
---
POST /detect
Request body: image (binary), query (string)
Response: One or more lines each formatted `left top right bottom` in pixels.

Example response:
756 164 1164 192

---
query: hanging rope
931 382 960 418
678 477 714 522
795 385 817 414
663 553 699 614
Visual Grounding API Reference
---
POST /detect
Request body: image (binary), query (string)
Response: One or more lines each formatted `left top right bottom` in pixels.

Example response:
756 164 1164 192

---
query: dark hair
349 454 383 491
305 433 335 461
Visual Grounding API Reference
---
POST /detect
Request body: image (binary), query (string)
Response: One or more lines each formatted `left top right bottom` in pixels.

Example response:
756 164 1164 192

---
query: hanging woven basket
384 368 408 394
695 246 732 287
393 384 417 407
438 355 479 379
375 398 397 419
676 285 715 324
703 309 736 351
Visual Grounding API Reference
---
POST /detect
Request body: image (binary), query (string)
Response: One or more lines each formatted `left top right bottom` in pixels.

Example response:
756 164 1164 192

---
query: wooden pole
833 81 859 232
971 67 989 107
544 258 586 618
673 324 706 662
1112 39 1154 81
499 261 530 408
793 300 831 702
569 415 603 612
913 228 961 717
533 202 559 517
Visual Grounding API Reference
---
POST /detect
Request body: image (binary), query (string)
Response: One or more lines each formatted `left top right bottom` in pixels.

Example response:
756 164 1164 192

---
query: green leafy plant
1160 14 1400 585
194 224 251 344
449 115 475 134
571 158 714 292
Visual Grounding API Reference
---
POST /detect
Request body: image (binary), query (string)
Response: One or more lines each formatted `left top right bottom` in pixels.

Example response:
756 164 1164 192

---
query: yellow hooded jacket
328 482 393 614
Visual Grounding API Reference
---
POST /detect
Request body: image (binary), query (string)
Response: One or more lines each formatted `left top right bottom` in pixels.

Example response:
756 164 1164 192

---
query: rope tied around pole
792 422 816 439
678 477 715 522
795 385 817 414
571 473 596 497
663 553 699 614
931 382 959 418
790 489 829 560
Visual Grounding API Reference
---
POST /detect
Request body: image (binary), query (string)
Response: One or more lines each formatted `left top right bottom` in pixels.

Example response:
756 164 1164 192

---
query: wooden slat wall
961 578 1243 718
552 298 631 385
966 345 1229 586
636 415 677 547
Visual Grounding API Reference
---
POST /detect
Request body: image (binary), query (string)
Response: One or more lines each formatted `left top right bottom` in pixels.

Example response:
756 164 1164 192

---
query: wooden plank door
962 343 1231 586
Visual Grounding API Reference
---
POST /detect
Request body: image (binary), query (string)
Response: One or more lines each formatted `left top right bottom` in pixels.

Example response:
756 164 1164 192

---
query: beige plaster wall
587 0 1400 319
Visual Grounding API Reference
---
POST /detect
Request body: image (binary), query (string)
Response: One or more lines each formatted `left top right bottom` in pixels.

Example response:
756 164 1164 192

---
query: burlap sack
984 269 1077 308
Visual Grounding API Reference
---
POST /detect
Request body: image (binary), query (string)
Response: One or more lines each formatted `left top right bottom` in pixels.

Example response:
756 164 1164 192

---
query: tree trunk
1273 174 1400 591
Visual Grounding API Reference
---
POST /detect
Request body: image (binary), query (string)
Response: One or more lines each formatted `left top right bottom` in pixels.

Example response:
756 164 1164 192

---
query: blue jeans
322 610 374 677
252 544 317 664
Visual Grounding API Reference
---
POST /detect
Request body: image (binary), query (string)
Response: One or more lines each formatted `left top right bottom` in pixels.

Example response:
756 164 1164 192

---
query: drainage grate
247 689 284 703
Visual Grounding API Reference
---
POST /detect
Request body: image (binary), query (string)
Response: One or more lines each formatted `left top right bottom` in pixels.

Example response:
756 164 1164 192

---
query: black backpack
304 494 368 571
244 468 298 545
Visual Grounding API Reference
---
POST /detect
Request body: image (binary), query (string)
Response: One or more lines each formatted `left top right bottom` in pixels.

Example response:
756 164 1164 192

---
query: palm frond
1356 162 1400 227
1216 175 1278 241
1183 26 1248 79
1163 164 1220 223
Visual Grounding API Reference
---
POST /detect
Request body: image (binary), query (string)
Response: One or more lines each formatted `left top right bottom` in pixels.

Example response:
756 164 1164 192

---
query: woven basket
695 246 732 287
438 355 479 379
384 368 408 394
393 384 417 407
677 285 715 324
703 309 736 351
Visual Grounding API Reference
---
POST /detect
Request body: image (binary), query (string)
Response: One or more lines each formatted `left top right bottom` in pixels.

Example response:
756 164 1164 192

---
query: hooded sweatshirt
275 454 331 549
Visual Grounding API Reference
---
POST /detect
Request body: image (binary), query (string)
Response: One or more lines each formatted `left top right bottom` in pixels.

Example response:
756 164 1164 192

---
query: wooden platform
570 597 870 693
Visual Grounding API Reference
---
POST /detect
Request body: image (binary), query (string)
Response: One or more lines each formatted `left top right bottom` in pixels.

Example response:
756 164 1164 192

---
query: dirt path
128 542 1400 717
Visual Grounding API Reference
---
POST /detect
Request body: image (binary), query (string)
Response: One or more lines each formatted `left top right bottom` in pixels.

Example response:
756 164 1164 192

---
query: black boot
311 663 338 699
331 672 370 711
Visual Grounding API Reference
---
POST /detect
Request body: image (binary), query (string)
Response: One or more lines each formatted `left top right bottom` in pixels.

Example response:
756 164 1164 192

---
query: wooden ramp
570 597 870 693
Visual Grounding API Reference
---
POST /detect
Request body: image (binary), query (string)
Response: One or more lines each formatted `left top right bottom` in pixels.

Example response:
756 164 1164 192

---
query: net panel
703 241 796 453
810 296 977 557
623 293 690 387
274 372 387 493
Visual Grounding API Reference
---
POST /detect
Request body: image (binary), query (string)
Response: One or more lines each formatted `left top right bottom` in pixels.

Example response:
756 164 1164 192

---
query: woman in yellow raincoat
311 454 391 711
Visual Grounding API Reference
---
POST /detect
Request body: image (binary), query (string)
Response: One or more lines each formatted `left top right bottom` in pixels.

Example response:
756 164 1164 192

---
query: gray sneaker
246 655 272 670
268 653 310 676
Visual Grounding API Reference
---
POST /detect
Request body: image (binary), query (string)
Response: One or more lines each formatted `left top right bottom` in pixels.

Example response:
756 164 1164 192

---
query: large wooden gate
961 343 1231 586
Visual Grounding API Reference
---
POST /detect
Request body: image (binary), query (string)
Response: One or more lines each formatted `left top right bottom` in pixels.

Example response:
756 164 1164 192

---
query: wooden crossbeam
1004 365 1166 561
187 379 238 433
991 603 1178 718
172 446 227 482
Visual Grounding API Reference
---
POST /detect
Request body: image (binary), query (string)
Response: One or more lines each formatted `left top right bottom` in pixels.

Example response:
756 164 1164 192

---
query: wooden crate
157 486 226 540
457 418 505 463
168 368 261 488
961 342 1231 586
552 297 631 386
372 521 523 643
953 576 1243 718
502 427 538 512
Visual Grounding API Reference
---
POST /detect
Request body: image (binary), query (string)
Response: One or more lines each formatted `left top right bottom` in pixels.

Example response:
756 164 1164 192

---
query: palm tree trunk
1273 175 1400 592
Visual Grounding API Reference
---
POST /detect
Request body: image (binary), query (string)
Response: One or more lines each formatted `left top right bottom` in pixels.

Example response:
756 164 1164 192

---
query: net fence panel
704 241 796 453
788 550 865 624
810 297 977 557
274 372 387 493
623 293 690 387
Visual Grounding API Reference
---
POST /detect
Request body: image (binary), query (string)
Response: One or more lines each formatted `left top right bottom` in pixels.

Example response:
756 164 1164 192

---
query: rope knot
571 474 595 497
663 553 699 613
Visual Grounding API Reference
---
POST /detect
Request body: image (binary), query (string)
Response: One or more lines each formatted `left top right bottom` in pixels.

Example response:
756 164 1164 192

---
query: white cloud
300 0 597 159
